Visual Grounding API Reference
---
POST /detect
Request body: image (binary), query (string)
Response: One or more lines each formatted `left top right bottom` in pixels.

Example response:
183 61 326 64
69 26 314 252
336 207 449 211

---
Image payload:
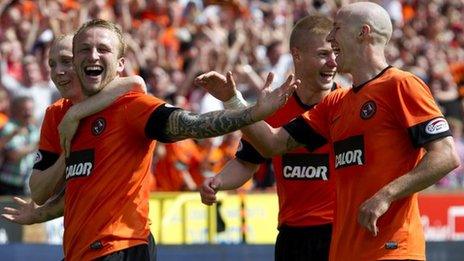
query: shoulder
323 87 349 105
116 91 165 105
43 98 73 125
383 67 426 86
46 98 73 113
46 98 72 111
115 92 168 116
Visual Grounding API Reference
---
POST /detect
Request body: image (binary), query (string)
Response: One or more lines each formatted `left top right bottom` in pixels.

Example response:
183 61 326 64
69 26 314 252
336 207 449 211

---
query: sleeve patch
425 118 450 134
409 117 452 147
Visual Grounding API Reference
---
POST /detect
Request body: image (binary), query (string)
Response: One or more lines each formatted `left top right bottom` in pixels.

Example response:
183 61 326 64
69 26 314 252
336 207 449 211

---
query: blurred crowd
0 0 463 196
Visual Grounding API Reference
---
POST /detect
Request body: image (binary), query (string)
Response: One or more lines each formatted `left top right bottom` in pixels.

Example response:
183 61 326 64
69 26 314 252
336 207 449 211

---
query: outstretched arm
195 71 304 157
29 154 65 205
59 75 147 156
358 136 460 236
200 158 258 205
2 190 64 225
164 73 298 141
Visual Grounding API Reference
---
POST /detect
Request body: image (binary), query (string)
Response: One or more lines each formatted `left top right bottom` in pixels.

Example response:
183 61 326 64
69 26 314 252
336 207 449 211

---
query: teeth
85 66 103 71
84 65 103 76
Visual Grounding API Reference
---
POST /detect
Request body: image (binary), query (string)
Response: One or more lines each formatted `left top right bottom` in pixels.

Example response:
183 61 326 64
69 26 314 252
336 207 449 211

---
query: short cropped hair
51 34 73 49
289 14 333 51
73 19 126 58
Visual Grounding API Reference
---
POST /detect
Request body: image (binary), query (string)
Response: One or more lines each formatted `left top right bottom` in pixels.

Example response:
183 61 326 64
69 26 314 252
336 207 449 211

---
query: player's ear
358 24 371 40
290 47 301 62
117 57 125 73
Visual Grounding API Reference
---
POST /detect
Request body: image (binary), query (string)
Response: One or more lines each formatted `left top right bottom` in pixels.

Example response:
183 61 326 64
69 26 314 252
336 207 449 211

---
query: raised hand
1 197 39 225
194 71 237 102
251 73 300 121
200 176 222 205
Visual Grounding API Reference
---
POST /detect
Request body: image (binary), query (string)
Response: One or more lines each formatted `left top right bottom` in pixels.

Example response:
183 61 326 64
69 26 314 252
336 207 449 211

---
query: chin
317 80 334 90
83 86 101 96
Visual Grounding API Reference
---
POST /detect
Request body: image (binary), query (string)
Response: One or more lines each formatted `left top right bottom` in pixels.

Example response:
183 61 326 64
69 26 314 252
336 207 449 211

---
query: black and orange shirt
34 92 179 261
236 84 339 228
284 67 451 260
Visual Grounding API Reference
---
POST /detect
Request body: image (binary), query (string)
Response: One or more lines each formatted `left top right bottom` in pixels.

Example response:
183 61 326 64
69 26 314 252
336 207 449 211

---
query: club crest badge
360 100 376 120
91 118 106 136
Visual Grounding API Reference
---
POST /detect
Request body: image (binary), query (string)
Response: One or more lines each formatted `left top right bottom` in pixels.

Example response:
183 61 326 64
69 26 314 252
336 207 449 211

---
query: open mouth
320 72 335 78
84 65 104 76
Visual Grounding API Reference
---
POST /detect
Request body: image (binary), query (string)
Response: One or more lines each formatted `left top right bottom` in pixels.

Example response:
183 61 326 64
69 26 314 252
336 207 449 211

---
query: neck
350 47 389 86
295 80 332 105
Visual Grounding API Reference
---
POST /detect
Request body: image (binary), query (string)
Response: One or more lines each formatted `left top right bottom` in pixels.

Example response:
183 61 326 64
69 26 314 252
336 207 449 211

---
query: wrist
223 90 247 109
377 187 395 203
249 105 263 122
65 107 80 122
31 205 42 224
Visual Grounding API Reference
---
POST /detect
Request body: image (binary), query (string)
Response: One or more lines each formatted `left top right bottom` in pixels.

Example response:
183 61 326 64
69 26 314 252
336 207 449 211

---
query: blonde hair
73 19 126 58
290 14 333 51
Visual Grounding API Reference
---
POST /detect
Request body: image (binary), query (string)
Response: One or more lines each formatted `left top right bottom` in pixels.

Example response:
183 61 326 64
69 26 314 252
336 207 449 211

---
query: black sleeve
145 104 182 143
33 150 60 171
283 116 328 151
235 139 267 164
408 117 452 148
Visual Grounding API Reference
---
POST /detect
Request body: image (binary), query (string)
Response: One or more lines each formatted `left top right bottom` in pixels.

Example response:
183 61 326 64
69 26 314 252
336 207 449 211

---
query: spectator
0 96 38 196
0 0 463 191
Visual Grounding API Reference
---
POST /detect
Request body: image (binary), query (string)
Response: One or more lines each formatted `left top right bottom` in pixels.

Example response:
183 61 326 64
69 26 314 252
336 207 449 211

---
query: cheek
305 58 325 71
66 68 76 76
50 73 57 82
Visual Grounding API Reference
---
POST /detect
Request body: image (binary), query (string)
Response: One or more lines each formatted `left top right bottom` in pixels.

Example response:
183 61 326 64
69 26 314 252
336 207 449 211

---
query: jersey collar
352 65 393 93
294 82 338 109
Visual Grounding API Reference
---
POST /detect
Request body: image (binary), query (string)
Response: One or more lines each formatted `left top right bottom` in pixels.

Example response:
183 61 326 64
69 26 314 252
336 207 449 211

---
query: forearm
29 154 66 205
165 107 258 141
34 190 65 223
119 2 132 31
375 137 460 202
221 91 300 157
240 122 294 158
216 159 258 190
67 76 146 121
